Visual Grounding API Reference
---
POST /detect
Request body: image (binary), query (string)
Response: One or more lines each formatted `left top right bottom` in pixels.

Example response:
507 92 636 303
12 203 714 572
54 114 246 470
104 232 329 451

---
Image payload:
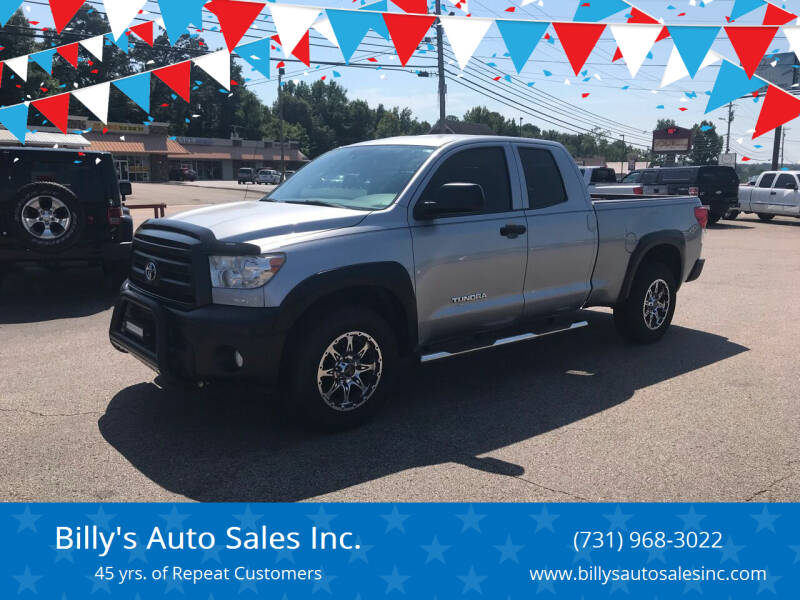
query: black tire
724 210 740 220
757 213 775 221
614 261 677 344
11 183 83 251
707 212 722 225
283 307 397 431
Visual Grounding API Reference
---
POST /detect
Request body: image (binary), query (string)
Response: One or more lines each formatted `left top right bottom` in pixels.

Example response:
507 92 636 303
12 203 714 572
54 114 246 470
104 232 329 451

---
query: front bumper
109 283 286 386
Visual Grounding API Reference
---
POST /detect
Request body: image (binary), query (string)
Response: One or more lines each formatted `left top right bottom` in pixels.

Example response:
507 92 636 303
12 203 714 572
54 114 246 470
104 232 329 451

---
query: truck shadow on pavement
98 311 749 502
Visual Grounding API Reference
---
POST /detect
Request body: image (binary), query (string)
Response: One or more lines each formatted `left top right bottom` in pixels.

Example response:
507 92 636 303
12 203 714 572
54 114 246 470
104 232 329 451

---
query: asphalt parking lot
1 196 798 503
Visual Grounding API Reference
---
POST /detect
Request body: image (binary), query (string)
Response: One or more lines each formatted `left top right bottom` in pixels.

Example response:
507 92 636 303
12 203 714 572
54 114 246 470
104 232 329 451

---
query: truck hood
170 201 368 244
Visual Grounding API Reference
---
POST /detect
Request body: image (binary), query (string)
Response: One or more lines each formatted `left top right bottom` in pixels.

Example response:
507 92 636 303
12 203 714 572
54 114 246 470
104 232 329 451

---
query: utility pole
725 101 733 153
772 125 782 170
435 0 446 129
622 134 627 169
519 117 523 137
278 67 286 178
781 128 788 168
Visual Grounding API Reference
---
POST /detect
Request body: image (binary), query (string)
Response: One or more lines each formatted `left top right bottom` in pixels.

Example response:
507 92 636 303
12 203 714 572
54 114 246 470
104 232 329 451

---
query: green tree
687 120 723 165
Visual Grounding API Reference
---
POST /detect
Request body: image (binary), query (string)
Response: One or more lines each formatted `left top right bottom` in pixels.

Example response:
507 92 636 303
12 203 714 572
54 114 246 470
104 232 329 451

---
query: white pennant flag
270 4 320 54
79 35 105 62
73 82 111 123
5 55 29 81
103 0 148 41
193 50 231 90
440 16 492 70
783 26 800 61
610 24 661 78
312 17 339 47
661 45 720 88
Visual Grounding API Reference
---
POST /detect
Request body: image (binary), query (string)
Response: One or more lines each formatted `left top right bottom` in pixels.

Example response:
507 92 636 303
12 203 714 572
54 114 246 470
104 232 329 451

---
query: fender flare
619 230 686 301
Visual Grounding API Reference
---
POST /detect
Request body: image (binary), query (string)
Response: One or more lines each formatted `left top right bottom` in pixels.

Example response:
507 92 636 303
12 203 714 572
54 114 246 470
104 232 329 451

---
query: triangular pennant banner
73 81 111 123
158 0 206 44
312 17 339 47
705 59 766 113
193 49 231 90
32 94 70 134
383 13 436 66
573 0 628 22
5 55 29 81
667 26 719 78
392 0 426 13
153 60 191 102
661 46 719 88
236 38 270 79
269 4 319 56
30 48 56 74
48 0 85 33
552 23 606 76
610 23 661 78
362 0 390 40
113 72 150 112
627 8 660 25
763 3 797 26
754 85 800 138
0 62 3 83
725 26 777 78
495 20 548 74
1 0 22 26
103 0 147 41
129 21 154 46
291 30 310 67
80 35 104 61
784 26 800 61
57 43 79 69
206 0 265 53
327 9 384 63
440 16 492 70
105 32 129 53
0 103 28 143
730 0 765 21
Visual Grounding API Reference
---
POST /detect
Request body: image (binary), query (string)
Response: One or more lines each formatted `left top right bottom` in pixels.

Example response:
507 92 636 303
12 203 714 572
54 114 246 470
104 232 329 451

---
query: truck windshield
265 145 435 211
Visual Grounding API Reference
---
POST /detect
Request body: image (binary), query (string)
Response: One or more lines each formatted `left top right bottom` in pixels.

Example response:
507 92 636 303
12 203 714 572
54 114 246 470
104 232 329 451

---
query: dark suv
639 166 739 224
0 147 133 285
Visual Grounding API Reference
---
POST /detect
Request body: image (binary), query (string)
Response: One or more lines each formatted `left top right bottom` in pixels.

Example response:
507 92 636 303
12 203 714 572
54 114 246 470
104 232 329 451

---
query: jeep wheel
724 210 740 220
707 212 722 225
614 261 677 344
284 307 397 430
12 183 83 251
757 213 775 221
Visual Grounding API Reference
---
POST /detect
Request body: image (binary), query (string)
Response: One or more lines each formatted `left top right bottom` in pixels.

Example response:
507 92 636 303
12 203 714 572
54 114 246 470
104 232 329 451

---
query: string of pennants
1 0 800 144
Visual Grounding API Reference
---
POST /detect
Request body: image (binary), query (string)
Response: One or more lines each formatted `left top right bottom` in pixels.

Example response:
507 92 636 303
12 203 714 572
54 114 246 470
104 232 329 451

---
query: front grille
130 231 196 306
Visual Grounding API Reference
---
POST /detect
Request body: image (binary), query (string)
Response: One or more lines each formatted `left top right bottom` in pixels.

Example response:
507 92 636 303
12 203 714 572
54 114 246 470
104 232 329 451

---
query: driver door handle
500 224 527 238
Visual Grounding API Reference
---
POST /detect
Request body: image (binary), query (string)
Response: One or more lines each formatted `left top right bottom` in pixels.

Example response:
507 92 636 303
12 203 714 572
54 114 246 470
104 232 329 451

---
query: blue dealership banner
2 503 798 598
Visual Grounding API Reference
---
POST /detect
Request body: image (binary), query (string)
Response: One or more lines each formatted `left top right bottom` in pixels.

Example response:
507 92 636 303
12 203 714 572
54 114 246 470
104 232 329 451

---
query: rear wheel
724 210 740 220
614 261 677 344
707 212 722 225
757 213 775 221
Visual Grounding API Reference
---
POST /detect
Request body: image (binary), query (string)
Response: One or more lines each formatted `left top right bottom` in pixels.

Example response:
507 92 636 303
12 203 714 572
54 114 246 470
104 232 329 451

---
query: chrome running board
420 321 589 363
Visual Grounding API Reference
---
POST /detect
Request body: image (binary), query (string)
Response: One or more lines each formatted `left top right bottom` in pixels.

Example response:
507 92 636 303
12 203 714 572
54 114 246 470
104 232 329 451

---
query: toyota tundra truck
109 136 707 429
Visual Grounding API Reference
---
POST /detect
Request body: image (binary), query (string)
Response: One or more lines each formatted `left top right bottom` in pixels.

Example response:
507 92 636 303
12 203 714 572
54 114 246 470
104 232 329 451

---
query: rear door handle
770 191 777 195
500 224 527 238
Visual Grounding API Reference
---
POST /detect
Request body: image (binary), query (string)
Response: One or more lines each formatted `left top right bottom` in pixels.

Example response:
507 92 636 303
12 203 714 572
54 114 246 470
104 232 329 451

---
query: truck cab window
517 147 567 209
775 173 797 189
758 173 776 188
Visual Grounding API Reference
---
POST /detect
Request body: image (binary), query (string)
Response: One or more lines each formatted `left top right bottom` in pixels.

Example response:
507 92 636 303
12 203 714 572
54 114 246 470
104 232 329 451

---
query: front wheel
614 262 677 344
757 213 775 221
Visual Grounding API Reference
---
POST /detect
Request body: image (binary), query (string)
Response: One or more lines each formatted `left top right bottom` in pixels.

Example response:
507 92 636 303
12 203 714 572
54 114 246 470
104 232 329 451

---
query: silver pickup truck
733 170 800 221
110 135 706 429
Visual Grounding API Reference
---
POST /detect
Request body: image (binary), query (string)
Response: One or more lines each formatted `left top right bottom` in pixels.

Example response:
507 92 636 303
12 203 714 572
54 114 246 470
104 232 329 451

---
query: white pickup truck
579 166 643 195
733 171 800 221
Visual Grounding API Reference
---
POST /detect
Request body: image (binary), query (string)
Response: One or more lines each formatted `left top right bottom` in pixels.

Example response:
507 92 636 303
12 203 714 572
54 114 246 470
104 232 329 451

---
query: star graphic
307 506 337 531
349 537 373 564
421 535 451 564
494 535 524 564
86 573 110 594
536 573 555 595
380 506 410 534
127 543 148 564
50 544 75 564
683 580 702 594
274 547 295 564
86 506 116 531
530 506 559 533
719 537 744 564
201 545 221 564
456 505 486 533
571 542 593 564
646 546 667 564
313 573 337 594
603 506 633 531
676 506 707 530
12 506 43 533
457 566 487 594
380 566 410 594
13 566 42 594
757 570 781 594
237 578 257 594
609 574 629 595
789 544 800 564
159 506 190 531
750 505 780 533
233 505 263 531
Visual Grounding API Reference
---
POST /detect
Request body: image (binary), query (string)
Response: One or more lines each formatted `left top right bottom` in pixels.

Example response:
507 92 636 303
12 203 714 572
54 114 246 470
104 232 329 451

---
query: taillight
694 206 708 229
688 186 700 196
633 186 643 195
107 207 123 225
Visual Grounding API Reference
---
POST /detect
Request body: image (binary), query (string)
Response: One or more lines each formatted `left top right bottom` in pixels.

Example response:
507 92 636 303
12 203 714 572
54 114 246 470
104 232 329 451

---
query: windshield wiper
282 200 348 209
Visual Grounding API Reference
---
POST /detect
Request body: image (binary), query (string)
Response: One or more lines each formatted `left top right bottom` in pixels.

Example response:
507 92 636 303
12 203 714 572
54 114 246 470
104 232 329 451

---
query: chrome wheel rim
21 195 72 240
317 331 383 412
642 279 670 330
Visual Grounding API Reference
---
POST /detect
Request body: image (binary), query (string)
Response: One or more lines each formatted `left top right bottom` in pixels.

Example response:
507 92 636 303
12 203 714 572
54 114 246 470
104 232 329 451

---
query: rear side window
517 147 567 209
660 169 694 183
758 173 776 188
421 147 512 214
590 168 617 183
640 170 659 184
775 173 797 188
699 167 739 184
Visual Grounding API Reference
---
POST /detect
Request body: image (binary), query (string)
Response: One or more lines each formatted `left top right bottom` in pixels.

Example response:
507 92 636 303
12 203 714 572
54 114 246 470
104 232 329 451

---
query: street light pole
278 67 286 178
435 0 446 129
725 102 733 153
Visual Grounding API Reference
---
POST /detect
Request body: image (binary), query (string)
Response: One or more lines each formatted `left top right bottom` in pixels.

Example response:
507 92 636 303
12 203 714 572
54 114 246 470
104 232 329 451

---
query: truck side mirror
416 183 485 219
119 181 132 197
787 182 798 190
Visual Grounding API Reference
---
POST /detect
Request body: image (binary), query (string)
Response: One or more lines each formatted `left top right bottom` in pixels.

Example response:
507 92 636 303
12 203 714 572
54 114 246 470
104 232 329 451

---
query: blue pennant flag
705 60 766 113
30 48 56 74
114 73 151 113
360 0 390 40
495 20 549 75
0 103 29 143
1 0 22 26
669 26 720 78
159 0 206 44
573 0 628 22
105 32 129 53
237 38 271 79
327 9 386 63
730 0 765 20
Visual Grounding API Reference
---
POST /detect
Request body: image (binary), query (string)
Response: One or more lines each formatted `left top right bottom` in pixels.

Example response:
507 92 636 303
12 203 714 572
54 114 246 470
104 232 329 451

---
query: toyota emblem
144 261 158 282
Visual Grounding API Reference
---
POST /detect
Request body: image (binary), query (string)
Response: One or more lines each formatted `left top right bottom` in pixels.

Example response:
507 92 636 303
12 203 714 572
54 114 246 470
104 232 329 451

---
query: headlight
209 254 285 289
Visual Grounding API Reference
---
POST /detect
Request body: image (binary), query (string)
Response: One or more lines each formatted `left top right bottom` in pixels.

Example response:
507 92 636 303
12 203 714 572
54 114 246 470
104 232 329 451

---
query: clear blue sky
19 0 800 162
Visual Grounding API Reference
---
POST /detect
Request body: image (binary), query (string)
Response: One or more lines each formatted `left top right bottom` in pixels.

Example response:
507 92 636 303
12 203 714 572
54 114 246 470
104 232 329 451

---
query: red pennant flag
32 93 70 133
129 21 154 46
153 61 192 102
754 86 800 138
383 13 436 66
292 31 310 67
57 43 79 68
612 47 623 62
48 0 85 33
627 8 659 24
205 0 266 53
725 26 778 79
552 23 606 76
0 62 4 85
392 0 427 13
655 27 670 42
763 4 797 26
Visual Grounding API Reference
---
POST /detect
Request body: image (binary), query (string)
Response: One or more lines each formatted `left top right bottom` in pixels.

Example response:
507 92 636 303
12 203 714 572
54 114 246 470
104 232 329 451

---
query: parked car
0 147 133 287
169 167 198 181
580 166 643 195
237 167 255 184
637 166 739 224
281 170 296 182
622 170 643 183
256 168 281 185
733 171 800 221
110 135 705 430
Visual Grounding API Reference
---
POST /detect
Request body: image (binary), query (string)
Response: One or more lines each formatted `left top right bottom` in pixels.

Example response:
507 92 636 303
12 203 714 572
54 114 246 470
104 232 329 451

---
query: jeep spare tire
12 183 83 250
